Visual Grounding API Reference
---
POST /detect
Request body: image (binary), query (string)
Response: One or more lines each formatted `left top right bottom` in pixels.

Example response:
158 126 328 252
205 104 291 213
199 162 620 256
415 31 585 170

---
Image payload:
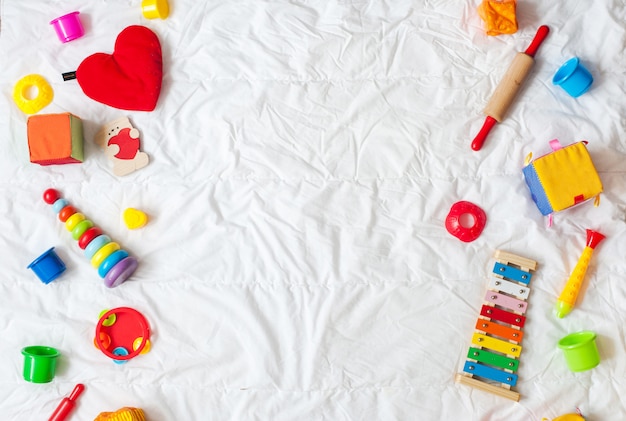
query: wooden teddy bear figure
95 117 149 176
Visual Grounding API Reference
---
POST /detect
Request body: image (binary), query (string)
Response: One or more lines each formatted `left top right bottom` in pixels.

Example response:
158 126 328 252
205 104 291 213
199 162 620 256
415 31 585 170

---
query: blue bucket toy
553 57 593 98
27 247 66 284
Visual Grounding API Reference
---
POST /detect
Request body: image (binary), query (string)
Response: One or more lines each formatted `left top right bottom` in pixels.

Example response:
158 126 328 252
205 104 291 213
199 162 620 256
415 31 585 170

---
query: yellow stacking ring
65 212 86 231
91 242 120 268
13 74 54 114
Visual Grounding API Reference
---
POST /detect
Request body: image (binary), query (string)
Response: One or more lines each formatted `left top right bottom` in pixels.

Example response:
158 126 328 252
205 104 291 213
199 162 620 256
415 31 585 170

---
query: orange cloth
478 0 518 36
94 407 146 421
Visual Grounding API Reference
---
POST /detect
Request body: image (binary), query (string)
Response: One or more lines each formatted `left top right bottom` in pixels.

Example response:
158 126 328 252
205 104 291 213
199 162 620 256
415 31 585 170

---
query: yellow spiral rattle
555 229 605 318
542 408 585 421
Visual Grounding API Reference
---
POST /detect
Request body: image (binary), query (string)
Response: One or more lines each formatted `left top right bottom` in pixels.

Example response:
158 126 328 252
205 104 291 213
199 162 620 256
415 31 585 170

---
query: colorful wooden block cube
27 112 84 165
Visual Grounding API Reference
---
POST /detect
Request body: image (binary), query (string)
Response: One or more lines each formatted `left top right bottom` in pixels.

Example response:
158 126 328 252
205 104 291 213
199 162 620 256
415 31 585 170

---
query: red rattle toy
94 307 151 363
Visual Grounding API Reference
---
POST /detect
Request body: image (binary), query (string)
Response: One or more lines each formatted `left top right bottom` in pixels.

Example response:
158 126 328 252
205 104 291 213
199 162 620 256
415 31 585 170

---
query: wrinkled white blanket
1 1 625 419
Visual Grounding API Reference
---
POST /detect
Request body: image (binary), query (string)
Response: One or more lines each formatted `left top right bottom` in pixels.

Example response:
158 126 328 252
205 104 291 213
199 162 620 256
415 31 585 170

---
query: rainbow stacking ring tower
42 188 138 288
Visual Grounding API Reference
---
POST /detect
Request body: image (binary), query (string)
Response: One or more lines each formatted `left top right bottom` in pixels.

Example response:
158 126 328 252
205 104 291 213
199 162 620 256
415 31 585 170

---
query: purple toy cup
50 11 85 43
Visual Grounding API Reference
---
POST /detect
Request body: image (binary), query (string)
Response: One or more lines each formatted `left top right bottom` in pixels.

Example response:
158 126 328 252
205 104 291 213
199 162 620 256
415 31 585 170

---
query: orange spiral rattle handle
555 229 605 318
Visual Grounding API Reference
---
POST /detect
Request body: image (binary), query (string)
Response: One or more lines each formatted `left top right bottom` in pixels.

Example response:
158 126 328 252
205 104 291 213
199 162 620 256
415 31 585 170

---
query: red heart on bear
76 26 162 111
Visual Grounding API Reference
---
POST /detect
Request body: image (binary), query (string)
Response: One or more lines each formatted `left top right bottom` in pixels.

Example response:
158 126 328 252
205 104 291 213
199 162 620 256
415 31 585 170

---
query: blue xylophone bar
463 361 518 387
493 262 532 285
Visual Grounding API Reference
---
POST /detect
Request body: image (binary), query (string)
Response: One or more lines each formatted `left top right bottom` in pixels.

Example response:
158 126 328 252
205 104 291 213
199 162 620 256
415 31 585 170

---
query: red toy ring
445 201 487 242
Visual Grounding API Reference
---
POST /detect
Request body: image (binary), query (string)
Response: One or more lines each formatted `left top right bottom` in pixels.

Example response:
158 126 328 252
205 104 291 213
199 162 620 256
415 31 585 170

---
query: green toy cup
558 331 600 372
21 346 60 383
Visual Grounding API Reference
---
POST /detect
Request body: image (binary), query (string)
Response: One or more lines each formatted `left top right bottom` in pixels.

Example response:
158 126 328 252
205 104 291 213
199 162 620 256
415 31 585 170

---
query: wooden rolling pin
471 25 550 151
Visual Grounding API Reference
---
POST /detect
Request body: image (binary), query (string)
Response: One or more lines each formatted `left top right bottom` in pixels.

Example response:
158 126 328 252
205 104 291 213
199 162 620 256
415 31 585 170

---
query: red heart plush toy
76 26 162 111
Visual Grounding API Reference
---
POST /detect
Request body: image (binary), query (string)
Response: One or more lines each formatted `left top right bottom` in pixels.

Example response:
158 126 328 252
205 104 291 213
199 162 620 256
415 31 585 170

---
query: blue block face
522 164 553 216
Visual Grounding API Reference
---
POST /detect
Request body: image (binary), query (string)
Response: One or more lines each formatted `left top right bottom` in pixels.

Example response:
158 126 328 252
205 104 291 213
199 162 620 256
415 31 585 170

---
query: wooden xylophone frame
455 250 538 401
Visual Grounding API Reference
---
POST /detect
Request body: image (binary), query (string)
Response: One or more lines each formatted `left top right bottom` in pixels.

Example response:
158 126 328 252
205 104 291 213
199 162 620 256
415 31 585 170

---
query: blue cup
27 247 66 284
553 57 593 98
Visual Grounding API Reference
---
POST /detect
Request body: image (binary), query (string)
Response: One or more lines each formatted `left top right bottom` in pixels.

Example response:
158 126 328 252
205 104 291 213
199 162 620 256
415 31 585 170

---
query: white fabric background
1 0 625 419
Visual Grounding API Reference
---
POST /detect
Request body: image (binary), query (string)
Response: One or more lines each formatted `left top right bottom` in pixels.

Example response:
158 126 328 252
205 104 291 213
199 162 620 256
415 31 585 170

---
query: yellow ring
13 74 54 114
91 242 120 268
65 212 85 231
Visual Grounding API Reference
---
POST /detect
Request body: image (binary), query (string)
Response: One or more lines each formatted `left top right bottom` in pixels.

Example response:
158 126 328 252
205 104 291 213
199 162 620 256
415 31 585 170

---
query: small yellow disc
133 337 151 354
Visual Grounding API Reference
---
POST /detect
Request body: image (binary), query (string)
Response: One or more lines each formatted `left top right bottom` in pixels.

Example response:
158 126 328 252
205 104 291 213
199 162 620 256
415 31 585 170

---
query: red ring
78 226 103 249
445 201 487 243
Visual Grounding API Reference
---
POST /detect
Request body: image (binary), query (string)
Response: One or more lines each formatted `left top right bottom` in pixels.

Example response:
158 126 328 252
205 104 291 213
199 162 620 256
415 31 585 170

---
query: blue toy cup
27 247 66 284
553 57 593 98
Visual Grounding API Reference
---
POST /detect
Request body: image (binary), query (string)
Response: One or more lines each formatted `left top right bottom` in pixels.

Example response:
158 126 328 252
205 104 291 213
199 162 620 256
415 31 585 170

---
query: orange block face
27 113 84 165
478 0 518 36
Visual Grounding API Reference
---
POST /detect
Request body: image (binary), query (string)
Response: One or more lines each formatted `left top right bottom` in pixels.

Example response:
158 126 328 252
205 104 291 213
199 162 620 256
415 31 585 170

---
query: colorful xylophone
455 250 537 401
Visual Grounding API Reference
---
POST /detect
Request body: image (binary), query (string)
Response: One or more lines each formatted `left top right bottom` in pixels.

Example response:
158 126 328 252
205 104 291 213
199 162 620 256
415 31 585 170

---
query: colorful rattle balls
13 74 54 115
43 188 138 288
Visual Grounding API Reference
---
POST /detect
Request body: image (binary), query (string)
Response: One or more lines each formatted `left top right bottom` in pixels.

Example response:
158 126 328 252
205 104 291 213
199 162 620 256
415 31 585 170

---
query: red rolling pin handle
525 25 550 57
48 384 85 421
471 116 497 151
471 25 550 151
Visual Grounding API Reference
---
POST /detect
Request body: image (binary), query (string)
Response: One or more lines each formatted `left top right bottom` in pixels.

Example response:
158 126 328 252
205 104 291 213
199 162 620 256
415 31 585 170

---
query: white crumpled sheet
1 1 626 420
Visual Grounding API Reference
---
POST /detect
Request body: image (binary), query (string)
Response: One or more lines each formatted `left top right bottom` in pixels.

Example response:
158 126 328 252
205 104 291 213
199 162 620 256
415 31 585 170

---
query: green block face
69 114 84 162
467 347 519 372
